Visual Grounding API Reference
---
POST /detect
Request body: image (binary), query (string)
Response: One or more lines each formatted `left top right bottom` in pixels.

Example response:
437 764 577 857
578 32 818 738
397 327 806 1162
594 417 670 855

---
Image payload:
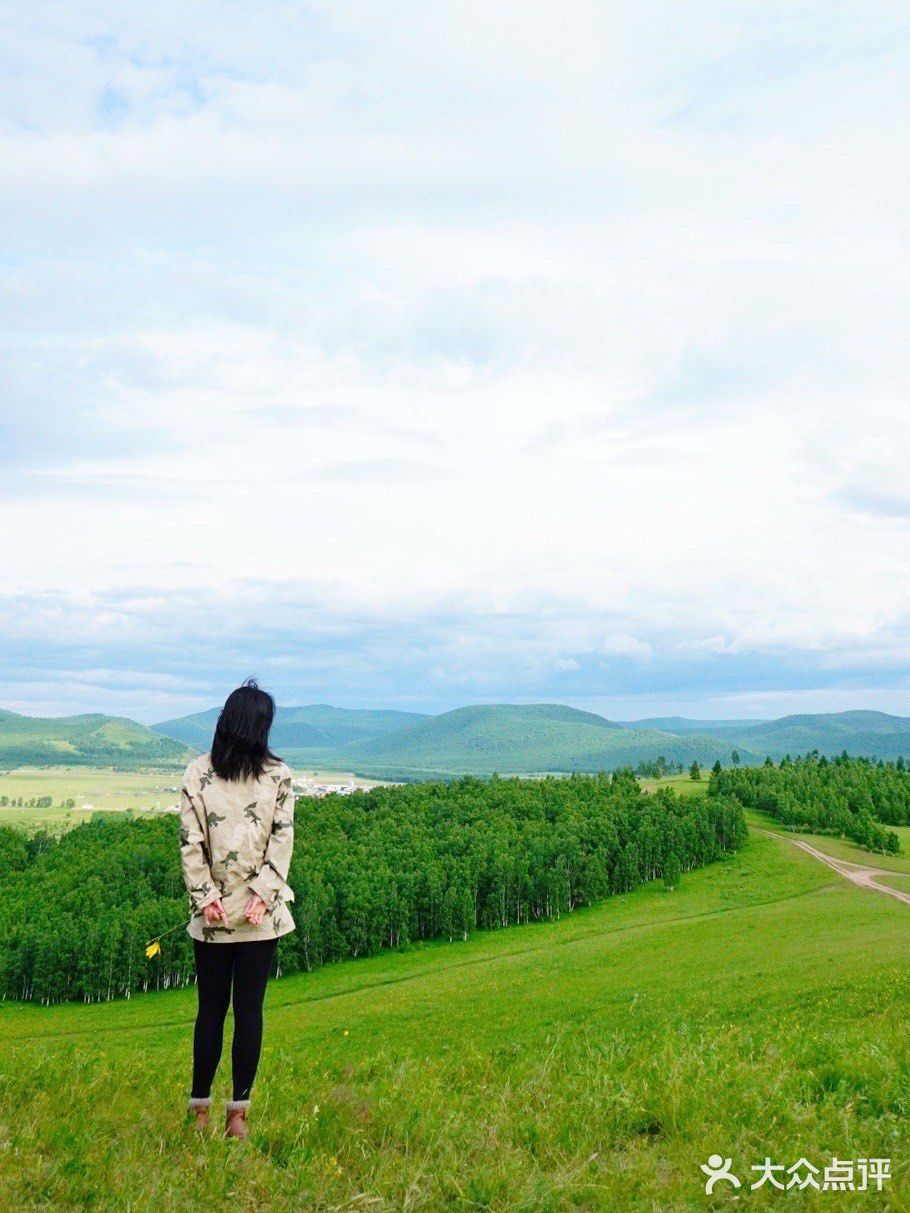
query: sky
2 2 910 724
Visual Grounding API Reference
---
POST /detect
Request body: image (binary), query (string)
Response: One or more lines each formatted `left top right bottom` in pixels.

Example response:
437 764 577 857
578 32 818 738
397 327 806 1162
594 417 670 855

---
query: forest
710 752 906 852
0 771 746 1004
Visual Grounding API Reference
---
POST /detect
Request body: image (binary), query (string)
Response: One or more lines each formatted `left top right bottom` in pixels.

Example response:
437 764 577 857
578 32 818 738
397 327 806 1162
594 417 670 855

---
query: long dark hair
210 679 279 781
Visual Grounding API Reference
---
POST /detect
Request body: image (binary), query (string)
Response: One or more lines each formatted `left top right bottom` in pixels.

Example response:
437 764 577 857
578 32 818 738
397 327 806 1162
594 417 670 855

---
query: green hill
729 709 910 761
4 702 904 778
331 704 757 777
334 707 910 775
151 704 910 779
0 709 193 769
0 828 905 1210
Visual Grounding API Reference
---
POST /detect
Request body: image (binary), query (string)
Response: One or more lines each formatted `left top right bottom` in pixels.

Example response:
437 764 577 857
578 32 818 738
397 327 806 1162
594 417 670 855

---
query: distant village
291 774 359 798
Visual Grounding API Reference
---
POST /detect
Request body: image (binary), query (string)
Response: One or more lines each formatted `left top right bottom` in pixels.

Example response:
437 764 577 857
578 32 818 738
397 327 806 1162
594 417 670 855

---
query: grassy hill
0 827 906 1210
330 704 755 777
730 709 910 761
0 709 193 769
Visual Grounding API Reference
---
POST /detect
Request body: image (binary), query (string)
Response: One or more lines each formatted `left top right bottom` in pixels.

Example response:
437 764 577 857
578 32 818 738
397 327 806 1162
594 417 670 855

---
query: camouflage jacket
179 753 296 943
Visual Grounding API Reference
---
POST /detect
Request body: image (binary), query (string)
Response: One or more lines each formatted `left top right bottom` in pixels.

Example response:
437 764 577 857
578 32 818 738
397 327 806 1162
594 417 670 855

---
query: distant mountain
729 710 910 762
151 703 910 777
8 703 910 777
634 717 767 734
316 704 764 778
152 707 220 751
0 710 194 769
273 704 430 752
153 703 428 756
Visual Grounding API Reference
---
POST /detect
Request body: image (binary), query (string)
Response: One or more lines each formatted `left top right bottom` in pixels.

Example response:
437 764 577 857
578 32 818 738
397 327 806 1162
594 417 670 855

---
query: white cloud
1 3 909 715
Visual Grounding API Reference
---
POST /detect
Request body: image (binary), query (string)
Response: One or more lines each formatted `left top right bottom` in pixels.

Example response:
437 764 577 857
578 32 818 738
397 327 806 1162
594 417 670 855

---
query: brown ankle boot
188 1097 211 1130
225 1100 250 1140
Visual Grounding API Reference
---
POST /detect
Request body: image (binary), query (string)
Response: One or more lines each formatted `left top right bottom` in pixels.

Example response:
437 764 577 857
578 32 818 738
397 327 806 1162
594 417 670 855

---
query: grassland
877 873 910 896
782 826 910 874
638 773 709 798
0 766 385 833
0 829 906 1211
745 810 910 875
0 766 185 831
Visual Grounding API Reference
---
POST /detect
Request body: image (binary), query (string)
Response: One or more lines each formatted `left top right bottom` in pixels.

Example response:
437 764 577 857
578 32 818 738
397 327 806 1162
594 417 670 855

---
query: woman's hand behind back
244 893 267 926
202 899 229 927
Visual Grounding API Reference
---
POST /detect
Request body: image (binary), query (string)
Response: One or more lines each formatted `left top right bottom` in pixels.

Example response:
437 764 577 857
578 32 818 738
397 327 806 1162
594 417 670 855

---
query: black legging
191 937 278 1102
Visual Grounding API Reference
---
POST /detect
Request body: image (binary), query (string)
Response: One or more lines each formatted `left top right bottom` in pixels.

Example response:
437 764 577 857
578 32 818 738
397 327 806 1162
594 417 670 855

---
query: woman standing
180 679 296 1140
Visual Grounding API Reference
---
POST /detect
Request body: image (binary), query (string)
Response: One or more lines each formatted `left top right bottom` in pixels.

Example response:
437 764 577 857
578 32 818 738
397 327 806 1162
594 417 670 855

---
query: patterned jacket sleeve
179 768 222 912
248 765 295 909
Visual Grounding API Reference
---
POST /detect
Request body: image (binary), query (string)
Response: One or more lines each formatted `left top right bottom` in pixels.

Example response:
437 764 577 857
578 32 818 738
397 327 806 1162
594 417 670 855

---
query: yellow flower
145 941 161 959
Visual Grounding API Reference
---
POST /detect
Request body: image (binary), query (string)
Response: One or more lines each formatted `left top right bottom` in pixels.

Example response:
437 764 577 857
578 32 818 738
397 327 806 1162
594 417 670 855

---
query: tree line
709 752 906 853
0 795 59 808
0 771 746 1004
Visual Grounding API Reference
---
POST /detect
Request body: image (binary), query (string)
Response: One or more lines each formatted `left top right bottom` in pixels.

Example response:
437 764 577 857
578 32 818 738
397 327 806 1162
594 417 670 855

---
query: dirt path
755 828 910 906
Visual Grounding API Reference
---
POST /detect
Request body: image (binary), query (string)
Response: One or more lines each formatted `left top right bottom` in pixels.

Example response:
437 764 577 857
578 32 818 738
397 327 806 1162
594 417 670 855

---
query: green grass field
876 873 910 896
638 773 709 799
0 765 383 832
0 766 185 831
745 810 910 875
0 829 907 1211
785 826 910 874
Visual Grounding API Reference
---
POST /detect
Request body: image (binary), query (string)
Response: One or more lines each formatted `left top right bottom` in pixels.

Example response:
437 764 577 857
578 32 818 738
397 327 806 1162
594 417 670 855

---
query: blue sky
2 3 910 723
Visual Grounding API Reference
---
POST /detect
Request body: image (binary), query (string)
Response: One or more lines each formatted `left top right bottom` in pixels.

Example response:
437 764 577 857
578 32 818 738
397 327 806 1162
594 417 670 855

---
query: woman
180 679 295 1140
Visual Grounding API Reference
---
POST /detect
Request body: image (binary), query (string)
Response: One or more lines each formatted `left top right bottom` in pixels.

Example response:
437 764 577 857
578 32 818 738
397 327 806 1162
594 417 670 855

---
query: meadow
758 822 910 876
709 751 910 876
0 828 906 1211
878 873 910 896
638 773 709 799
0 765 383 833
0 765 184 830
